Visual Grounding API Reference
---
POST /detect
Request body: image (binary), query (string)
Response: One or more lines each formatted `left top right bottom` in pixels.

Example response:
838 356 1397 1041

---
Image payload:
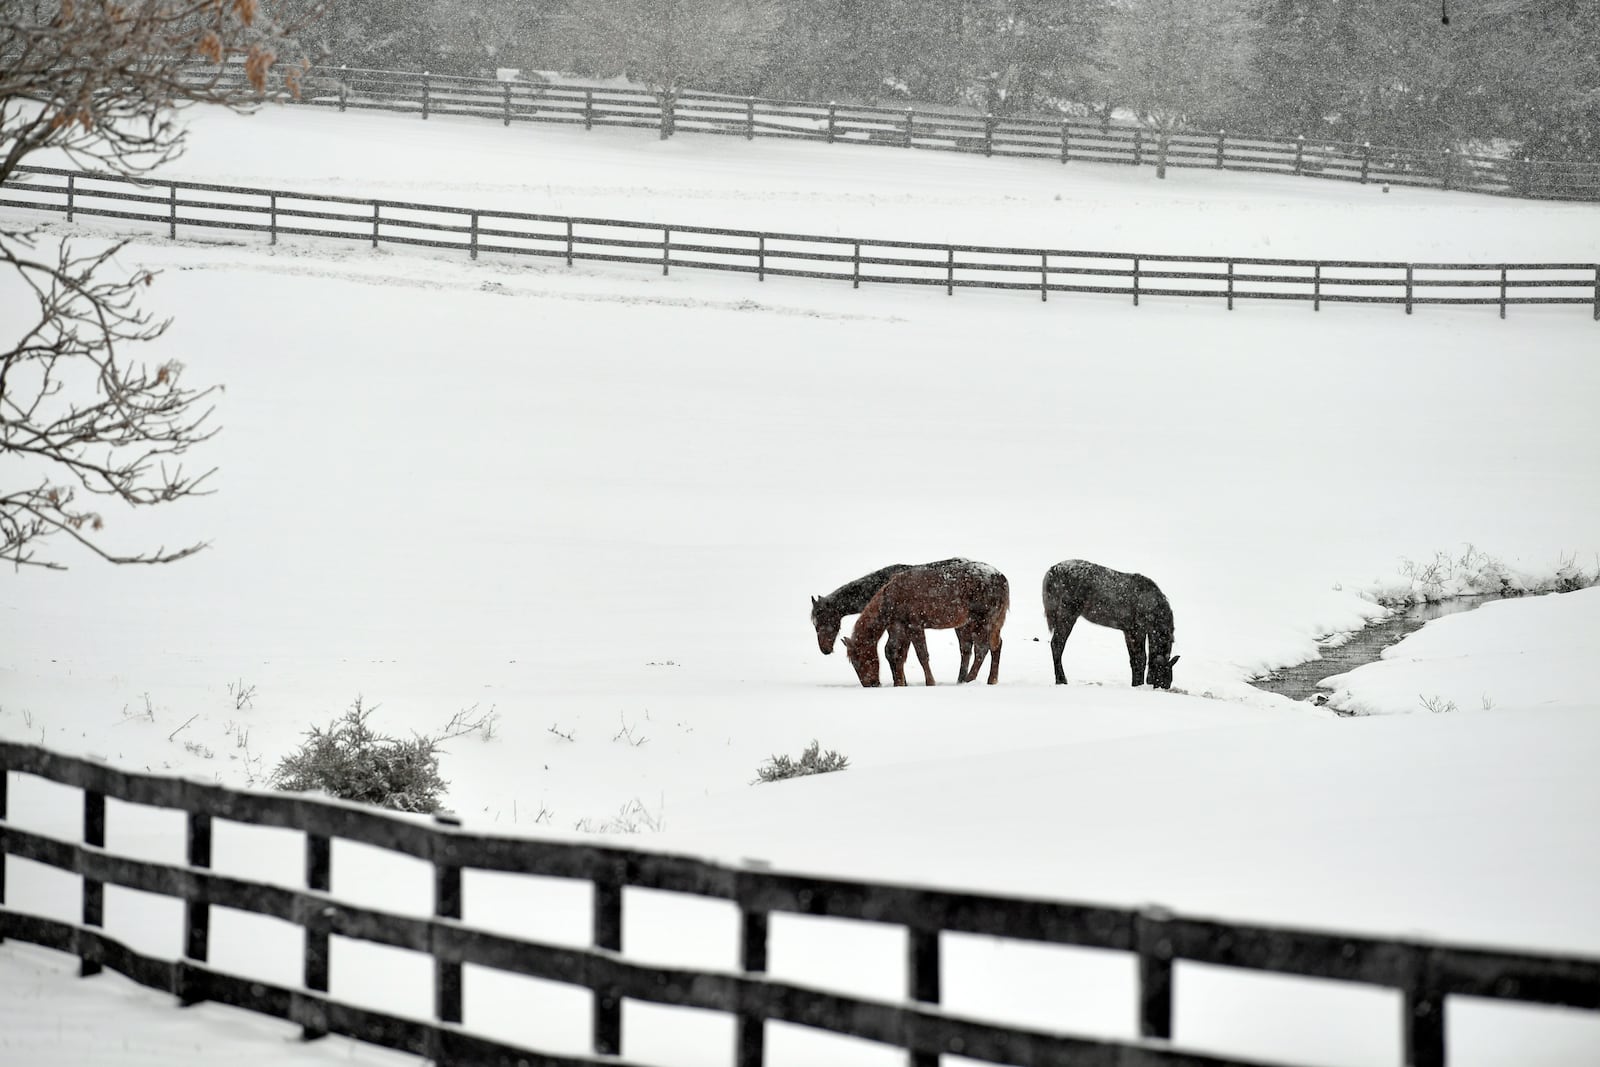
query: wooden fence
174 63 1600 203
3 740 1599 1067
3 166 1597 320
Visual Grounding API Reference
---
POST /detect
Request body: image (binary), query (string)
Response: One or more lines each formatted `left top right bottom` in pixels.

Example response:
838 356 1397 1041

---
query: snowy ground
2 102 1598 1065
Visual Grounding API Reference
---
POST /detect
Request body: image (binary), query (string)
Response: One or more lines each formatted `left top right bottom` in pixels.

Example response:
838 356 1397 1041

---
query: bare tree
1 0 313 569
1093 0 1256 178
563 0 782 98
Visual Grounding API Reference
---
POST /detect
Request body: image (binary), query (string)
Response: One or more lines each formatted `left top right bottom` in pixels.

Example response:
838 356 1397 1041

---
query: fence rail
3 740 1599 1067
172 62 1600 203
3 166 1596 320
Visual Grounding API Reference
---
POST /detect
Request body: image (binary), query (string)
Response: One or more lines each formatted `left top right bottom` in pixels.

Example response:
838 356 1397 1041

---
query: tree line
267 0 1600 163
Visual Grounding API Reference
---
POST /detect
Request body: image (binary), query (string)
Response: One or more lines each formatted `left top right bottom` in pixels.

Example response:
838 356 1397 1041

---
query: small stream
1250 594 1501 705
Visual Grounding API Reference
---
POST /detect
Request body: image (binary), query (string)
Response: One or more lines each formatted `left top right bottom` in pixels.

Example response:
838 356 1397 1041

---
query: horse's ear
811 595 819 607
1168 655 1180 669
840 636 854 650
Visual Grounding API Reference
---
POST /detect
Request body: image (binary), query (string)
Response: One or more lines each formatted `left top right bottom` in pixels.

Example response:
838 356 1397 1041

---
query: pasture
2 102 1598 1066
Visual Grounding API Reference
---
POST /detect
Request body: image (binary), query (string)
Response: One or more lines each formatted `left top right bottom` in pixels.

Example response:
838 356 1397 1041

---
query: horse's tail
989 574 1010 649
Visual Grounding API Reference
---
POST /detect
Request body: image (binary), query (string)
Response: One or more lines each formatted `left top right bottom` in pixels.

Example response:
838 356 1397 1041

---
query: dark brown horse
811 559 965 686
842 559 1009 687
1042 559 1179 689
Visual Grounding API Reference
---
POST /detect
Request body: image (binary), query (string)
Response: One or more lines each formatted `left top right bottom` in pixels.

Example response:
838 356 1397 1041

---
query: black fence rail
3 741 1599 1067
173 62 1600 202
3 166 1597 320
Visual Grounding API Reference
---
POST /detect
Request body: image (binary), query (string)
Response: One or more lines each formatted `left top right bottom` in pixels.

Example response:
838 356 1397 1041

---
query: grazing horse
811 559 965 686
842 559 1009 687
1042 560 1179 688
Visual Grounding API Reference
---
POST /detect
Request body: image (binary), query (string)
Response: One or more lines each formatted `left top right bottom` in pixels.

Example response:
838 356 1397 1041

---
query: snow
2 101 1599 1065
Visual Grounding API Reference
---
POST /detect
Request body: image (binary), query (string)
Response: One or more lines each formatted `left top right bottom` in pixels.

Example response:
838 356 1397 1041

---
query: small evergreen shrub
754 740 850 784
271 698 448 813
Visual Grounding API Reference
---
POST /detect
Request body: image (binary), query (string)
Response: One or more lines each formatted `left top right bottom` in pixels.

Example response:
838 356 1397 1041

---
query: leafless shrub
754 740 850 784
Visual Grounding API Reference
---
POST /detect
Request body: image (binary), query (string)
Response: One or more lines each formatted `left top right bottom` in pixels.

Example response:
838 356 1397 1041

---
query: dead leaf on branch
196 30 224 65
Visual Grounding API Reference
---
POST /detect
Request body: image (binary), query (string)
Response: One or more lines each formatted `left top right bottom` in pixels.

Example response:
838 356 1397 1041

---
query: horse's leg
911 629 935 685
885 624 911 687
1124 628 1147 686
986 631 1003 684
956 625 974 683
1049 613 1079 684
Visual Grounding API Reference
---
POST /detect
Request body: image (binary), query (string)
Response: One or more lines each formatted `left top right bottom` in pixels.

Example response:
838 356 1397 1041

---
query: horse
811 559 965 686
1042 560 1179 689
842 559 1009 687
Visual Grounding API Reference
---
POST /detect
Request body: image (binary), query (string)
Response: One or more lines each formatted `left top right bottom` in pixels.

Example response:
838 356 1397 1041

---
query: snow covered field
2 102 1599 1065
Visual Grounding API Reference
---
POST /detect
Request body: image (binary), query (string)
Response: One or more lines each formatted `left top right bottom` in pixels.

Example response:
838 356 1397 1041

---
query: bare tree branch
2 1 318 570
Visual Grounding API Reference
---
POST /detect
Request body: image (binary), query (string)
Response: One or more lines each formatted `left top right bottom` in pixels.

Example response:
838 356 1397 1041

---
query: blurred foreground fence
3 166 1597 319
3 740 1599 1067
177 63 1600 203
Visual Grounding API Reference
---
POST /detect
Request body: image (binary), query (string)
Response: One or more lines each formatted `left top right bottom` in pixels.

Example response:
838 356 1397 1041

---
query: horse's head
840 634 881 687
1148 653 1180 690
811 595 843 655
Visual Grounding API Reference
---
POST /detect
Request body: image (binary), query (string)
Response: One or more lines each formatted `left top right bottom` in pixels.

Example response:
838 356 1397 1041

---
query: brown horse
842 559 1009 686
810 559 966 685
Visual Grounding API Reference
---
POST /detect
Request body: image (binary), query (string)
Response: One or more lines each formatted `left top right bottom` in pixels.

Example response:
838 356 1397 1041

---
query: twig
167 713 198 740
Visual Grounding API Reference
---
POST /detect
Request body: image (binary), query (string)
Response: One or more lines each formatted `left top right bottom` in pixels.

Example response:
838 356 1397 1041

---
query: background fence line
3 741 1599 1067
171 62 1600 203
3 166 1597 320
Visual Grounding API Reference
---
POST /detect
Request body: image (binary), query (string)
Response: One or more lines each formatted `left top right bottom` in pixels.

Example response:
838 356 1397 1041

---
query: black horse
811 559 966 685
1042 560 1179 688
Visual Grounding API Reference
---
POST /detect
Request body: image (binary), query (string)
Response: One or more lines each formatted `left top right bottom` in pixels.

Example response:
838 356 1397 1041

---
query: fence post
592 861 624 1056
169 182 178 239
1499 267 1507 320
827 102 837 144
269 193 277 245
1360 142 1372 185
659 90 672 140
66 173 75 221
1405 264 1414 315
1314 263 1322 312
0 763 8 935
1227 260 1235 311
984 114 995 157
421 72 431 120
946 248 954 296
80 788 105 977
1136 907 1175 1041
339 66 347 112
1441 148 1454 191
1592 266 1598 321
904 109 914 148
736 907 769 1067
746 96 755 141
503 82 511 127
1216 129 1226 168
853 242 861 289
1040 253 1048 302
1294 134 1305 175
584 88 594 131
566 219 574 267
1132 256 1141 306
433 814 463 1028
302 832 331 1040
0 763 7 939
757 235 765 282
1404 951 1446 1067
662 227 671 275
371 202 380 249
1133 128 1143 167
180 811 212 1006
469 212 478 260
908 927 941 1067
1060 119 1070 164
